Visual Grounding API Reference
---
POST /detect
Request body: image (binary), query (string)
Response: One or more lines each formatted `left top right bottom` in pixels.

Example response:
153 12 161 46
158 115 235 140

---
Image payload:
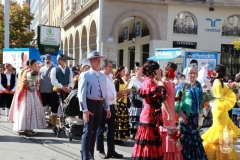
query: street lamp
132 16 136 43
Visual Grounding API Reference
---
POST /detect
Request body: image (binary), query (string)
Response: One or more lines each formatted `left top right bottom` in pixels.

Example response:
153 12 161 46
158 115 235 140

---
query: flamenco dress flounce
202 88 240 160
131 77 166 160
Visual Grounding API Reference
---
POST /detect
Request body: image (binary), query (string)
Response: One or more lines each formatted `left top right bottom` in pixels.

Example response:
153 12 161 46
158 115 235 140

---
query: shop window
129 47 135 70
173 12 198 35
222 15 240 37
142 44 149 64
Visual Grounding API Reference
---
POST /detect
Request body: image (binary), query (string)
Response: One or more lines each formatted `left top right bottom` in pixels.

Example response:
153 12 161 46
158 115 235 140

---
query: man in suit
78 51 111 160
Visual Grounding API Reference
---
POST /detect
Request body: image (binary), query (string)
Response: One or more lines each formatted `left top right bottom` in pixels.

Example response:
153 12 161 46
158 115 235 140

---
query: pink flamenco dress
131 77 167 160
160 80 183 160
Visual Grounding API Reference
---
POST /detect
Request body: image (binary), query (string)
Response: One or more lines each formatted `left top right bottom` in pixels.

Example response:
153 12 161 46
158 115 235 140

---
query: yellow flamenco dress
202 79 240 160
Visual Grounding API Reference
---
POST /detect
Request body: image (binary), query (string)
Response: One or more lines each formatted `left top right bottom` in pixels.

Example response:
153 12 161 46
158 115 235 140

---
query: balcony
222 26 240 37
173 24 198 35
63 0 76 23
61 0 97 27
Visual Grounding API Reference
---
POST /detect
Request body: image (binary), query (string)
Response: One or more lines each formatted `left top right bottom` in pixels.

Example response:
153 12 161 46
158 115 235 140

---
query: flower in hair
207 70 218 78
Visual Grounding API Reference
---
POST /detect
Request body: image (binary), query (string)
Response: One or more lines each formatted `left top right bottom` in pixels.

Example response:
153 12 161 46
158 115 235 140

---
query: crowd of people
0 51 240 160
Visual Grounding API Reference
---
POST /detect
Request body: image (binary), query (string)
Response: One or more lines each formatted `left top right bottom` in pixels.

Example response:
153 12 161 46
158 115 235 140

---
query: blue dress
175 81 208 160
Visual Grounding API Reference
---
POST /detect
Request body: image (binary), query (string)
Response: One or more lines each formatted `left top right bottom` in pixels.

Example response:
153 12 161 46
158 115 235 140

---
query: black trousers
41 92 52 107
0 93 14 108
96 104 116 153
81 98 103 160
51 92 68 114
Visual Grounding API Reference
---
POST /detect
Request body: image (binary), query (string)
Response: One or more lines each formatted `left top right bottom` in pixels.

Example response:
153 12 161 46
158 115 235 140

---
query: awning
148 48 182 61
148 55 181 61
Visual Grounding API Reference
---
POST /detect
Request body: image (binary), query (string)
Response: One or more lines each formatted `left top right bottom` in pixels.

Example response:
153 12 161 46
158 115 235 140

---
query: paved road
0 110 239 160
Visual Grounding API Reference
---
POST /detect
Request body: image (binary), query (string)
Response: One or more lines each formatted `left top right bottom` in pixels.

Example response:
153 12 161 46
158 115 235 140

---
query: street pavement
0 109 239 160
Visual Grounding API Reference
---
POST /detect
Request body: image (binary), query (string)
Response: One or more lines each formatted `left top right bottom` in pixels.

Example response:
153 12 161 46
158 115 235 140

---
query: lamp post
4 0 10 48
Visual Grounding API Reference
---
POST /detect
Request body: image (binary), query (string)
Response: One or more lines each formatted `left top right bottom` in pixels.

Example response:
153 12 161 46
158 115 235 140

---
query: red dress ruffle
131 77 166 160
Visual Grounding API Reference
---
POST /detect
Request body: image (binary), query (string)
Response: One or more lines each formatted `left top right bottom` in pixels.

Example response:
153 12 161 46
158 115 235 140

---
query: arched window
222 15 240 37
173 12 198 35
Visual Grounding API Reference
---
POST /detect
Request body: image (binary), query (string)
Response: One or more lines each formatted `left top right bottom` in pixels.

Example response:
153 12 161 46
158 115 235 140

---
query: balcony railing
222 26 240 37
173 24 198 35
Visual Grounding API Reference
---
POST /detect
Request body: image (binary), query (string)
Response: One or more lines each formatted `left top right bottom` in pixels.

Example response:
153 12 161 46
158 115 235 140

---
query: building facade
49 0 240 74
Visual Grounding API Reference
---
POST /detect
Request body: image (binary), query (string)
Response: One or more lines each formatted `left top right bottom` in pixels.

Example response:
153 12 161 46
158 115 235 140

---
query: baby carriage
55 89 84 141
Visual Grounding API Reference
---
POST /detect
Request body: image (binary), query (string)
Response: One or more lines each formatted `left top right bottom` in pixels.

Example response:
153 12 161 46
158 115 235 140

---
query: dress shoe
99 152 107 159
115 140 124 145
107 151 123 158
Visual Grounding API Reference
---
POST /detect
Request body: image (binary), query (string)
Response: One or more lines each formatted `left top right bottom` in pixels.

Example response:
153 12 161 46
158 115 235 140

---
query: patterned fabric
114 80 130 140
180 112 208 160
131 77 166 160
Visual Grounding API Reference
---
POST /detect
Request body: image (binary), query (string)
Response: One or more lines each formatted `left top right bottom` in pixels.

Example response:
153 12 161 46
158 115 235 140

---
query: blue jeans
96 104 116 153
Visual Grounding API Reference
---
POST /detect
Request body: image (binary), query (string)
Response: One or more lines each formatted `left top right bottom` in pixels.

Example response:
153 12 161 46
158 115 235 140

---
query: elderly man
78 52 111 160
39 54 54 119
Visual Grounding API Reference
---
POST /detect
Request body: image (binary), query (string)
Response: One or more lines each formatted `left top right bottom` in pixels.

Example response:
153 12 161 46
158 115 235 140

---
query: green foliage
0 0 36 62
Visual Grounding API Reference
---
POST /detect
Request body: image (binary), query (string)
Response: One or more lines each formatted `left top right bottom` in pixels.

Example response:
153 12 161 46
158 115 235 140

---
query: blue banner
135 21 141 37
148 48 182 61
184 51 218 71
123 26 128 40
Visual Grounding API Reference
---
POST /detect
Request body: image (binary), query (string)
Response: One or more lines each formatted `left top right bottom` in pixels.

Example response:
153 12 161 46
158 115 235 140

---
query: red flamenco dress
131 77 167 160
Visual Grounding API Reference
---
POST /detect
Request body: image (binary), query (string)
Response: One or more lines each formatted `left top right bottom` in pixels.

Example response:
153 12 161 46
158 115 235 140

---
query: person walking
50 55 74 135
0 63 17 121
96 59 123 159
39 54 54 123
78 51 111 160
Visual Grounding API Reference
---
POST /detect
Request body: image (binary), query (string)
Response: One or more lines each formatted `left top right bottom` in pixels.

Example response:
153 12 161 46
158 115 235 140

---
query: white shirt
0 72 17 92
50 65 74 89
103 72 117 105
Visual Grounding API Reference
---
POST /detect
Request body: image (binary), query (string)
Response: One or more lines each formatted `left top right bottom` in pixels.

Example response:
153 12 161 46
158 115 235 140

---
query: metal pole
97 0 103 54
4 0 10 48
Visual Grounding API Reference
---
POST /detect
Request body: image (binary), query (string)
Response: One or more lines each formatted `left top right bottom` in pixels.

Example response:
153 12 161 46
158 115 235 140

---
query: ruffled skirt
13 90 46 131
202 118 240 160
180 112 208 160
131 123 163 160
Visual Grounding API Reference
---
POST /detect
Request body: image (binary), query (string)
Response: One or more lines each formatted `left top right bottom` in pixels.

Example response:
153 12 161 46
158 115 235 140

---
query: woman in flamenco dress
175 67 208 160
160 62 183 160
131 60 172 160
202 64 240 160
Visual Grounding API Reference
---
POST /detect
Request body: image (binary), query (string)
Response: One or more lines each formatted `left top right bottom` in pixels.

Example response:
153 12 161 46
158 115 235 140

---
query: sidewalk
0 109 239 160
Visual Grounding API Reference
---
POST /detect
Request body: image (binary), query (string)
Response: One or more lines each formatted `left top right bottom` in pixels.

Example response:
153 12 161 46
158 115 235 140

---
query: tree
0 1 36 62
232 38 240 50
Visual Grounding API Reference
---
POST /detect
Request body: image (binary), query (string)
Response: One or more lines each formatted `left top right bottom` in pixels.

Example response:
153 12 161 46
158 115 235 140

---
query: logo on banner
205 18 221 32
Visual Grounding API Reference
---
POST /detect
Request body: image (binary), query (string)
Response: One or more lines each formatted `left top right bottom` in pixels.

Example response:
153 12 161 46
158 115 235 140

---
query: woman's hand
167 113 173 122
180 112 188 124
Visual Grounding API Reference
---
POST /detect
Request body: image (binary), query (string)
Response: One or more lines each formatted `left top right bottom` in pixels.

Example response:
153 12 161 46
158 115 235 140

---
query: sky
2 0 23 4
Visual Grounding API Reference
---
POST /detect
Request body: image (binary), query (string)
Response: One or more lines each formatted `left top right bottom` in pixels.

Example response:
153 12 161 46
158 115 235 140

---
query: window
173 12 198 35
222 15 240 37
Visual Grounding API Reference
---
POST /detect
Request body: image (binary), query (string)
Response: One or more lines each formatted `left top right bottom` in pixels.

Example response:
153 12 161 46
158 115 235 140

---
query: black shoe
107 151 123 158
98 152 107 159
115 140 124 145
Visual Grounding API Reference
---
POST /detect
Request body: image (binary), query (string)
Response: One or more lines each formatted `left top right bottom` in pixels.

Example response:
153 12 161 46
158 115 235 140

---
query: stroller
55 89 84 141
